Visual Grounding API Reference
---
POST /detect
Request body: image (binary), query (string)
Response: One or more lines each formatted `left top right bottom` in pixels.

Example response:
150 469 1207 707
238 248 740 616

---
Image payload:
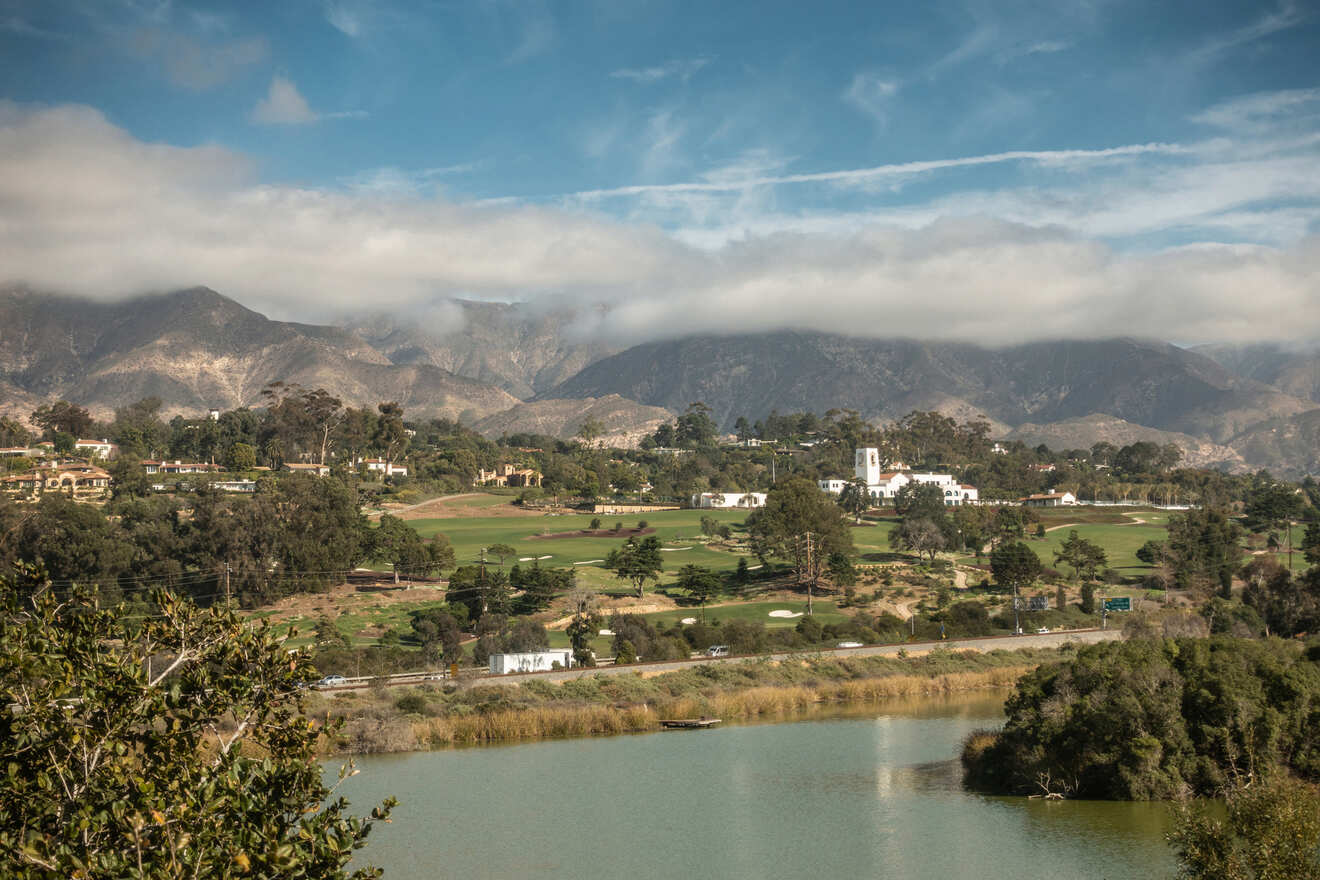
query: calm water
340 694 1176 880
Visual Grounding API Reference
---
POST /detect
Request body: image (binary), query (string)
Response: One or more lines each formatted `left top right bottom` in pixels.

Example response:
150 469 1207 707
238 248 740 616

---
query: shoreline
313 649 1052 755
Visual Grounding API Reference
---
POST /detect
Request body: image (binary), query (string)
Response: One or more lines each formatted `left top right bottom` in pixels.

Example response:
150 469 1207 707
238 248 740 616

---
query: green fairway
1032 520 1168 573
407 506 755 588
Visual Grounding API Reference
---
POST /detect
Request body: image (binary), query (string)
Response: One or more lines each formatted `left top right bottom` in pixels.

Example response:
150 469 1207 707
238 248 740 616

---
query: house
213 479 258 493
1021 491 1077 507
817 478 850 494
477 463 542 487
74 439 118 460
691 491 767 509
2 463 111 500
1027 463 1057 473
358 458 409 477
141 460 221 475
489 649 574 674
991 442 1009 455
282 463 330 476
0 447 36 457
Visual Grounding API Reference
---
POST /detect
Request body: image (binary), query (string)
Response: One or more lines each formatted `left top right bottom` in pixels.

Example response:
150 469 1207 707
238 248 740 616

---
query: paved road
454 627 1123 689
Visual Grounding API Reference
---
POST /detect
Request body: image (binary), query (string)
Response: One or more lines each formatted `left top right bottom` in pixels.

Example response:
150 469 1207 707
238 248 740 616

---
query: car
1036 627 1050 634
836 641 864 649
706 645 730 657
314 674 347 688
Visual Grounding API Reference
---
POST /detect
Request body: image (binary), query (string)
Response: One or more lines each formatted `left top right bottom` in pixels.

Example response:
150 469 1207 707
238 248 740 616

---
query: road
450 627 1123 689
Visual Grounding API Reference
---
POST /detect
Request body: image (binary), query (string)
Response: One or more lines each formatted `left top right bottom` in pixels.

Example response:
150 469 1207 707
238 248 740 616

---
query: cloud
1186 0 1307 64
609 57 711 84
1191 87 1320 131
324 1 363 37
250 75 318 124
0 101 1317 346
130 28 269 90
843 72 900 125
1023 40 1071 55
0 16 70 40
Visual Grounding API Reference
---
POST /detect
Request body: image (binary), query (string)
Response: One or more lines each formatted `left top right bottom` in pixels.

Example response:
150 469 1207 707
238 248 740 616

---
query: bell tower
855 447 881 486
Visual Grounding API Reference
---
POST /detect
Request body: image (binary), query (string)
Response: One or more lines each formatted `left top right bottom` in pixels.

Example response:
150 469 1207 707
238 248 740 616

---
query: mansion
819 448 978 506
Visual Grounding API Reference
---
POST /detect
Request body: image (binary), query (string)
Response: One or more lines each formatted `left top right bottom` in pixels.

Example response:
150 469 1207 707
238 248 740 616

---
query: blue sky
0 0 1318 343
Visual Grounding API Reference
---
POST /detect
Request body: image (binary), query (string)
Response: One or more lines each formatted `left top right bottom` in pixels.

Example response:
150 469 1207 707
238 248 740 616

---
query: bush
796 616 825 643
394 693 429 715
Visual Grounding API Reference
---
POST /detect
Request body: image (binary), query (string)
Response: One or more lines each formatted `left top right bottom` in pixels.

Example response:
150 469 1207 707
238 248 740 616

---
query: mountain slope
1193 342 1320 404
0 286 518 421
542 332 1315 443
470 395 675 448
345 300 615 399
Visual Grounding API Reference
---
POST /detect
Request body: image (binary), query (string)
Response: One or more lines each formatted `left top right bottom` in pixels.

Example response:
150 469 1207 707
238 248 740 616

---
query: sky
0 0 1318 344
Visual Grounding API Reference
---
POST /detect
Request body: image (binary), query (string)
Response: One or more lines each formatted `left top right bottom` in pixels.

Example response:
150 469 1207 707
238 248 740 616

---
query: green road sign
1103 597 1131 612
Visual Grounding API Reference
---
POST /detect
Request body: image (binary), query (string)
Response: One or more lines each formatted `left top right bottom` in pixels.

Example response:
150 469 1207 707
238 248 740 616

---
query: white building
818 448 977 506
74 439 118 460
691 491 768 509
1021 491 1077 507
358 457 409 477
489 649 574 674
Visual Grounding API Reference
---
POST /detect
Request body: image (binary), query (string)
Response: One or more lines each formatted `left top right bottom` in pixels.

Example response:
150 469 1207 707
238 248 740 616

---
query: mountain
1226 409 1320 477
344 300 615 399
1192 342 1320 404
542 332 1317 444
0 286 518 421
470 395 675 448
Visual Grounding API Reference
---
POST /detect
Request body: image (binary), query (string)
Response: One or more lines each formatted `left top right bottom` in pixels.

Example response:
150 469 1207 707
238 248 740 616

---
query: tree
676 564 721 622
566 613 601 666
486 543 517 568
1166 508 1244 594
225 441 257 472
828 551 856 587
745 477 854 614
372 402 409 470
605 536 663 598
1244 482 1305 534
838 478 870 523
889 517 947 564
30 400 94 440
0 565 393 878
674 402 718 449
371 515 453 582
1053 530 1107 582
575 418 604 447
1171 777 1320 880
1305 521 1320 567
991 541 1042 592
1080 581 1096 614
410 607 463 664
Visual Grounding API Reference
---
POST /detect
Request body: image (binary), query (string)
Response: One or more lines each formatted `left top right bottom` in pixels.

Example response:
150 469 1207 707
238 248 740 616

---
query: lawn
1032 521 1168 573
405 506 756 587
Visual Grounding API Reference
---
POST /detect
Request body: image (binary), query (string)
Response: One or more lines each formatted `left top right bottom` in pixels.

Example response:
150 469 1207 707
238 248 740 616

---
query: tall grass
323 659 1035 753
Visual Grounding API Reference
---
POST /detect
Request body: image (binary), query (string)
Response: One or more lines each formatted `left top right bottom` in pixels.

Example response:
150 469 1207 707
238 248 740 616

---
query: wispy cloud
0 16 70 40
250 75 366 126
1023 39 1071 55
843 72 900 125
1191 87 1320 131
566 142 1188 200
324 1 363 37
609 57 711 84
342 163 482 195
1186 0 1307 64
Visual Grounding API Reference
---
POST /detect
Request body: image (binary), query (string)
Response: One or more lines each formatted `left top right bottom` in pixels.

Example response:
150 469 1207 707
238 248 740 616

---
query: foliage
746 477 854 587
1170 776 1320 880
1165 507 1243 594
889 517 947 563
1053 529 1107 581
676 564 722 617
962 637 1320 800
604 536 663 598
837 478 870 523
990 541 1042 592
0 564 393 878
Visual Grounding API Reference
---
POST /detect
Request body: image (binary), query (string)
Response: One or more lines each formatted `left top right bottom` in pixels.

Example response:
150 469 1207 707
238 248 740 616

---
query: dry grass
326 664 1032 752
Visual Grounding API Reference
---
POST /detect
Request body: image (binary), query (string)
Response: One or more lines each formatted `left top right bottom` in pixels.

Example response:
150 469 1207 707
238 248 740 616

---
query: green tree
605 536 664 598
1166 508 1244 594
1170 777 1320 880
1053 530 1108 582
991 541 1042 592
566 613 601 666
746 477 854 614
225 441 257 472
1305 521 1320 567
0 565 393 878
485 543 517 568
1080 581 1096 614
674 402 718 448
30 400 94 440
837 478 870 523
676 564 721 622
889 517 947 564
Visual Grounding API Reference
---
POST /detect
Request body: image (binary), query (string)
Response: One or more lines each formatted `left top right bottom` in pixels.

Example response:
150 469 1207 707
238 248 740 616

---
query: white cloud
1023 40 1071 55
1187 0 1307 64
324 1 363 37
843 72 900 125
0 101 1316 346
251 75 318 125
609 57 711 84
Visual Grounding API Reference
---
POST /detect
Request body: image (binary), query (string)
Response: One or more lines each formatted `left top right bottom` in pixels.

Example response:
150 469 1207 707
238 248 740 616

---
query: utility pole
224 563 232 607
1013 584 1021 635
804 531 814 617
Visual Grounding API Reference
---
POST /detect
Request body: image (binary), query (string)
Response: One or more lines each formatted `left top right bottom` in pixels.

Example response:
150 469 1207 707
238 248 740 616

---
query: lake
340 693 1176 879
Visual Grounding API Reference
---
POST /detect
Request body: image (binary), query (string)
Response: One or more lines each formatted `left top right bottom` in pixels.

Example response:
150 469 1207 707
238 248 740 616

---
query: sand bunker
768 609 803 619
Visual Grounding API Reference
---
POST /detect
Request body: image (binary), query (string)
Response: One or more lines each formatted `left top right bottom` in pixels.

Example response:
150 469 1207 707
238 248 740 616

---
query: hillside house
2 463 111 501
142 460 222 475
282 463 330 476
489 649 574 674
478 463 542 487
691 491 767 509
74 439 118 460
1027 463 1057 473
0 447 37 457
358 458 409 477
1021 491 1078 507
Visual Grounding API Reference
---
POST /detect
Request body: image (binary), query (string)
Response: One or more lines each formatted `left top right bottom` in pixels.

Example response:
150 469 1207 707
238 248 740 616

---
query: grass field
405 506 755 592
1031 520 1168 573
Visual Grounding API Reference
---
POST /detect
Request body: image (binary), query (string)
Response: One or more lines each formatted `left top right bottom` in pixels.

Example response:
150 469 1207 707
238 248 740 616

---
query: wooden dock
659 718 721 730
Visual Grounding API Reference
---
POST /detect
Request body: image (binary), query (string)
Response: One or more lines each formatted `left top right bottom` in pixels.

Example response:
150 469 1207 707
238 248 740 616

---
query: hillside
542 332 1315 443
470 395 674 448
345 299 615 399
1004 414 1247 470
1193 342 1320 404
0 286 519 421
1227 409 1320 476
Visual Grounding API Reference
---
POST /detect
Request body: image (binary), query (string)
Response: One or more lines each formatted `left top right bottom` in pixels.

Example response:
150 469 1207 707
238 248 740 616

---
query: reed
325 663 1035 753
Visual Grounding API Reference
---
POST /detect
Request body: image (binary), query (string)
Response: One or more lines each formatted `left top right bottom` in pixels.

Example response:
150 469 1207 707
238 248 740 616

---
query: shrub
395 693 429 715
